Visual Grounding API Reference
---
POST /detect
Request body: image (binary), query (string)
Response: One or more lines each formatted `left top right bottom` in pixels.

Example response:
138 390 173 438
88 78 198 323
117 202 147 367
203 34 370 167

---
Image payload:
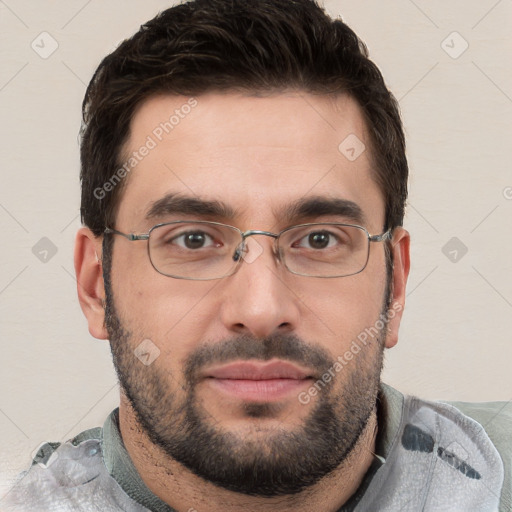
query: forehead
116 92 385 231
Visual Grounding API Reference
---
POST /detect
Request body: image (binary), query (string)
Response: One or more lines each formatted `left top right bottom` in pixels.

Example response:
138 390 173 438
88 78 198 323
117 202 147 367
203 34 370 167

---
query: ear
385 227 410 349
74 227 108 340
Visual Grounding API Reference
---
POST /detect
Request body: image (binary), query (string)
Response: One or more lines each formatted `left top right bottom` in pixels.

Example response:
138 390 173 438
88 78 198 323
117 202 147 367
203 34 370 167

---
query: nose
219 236 301 339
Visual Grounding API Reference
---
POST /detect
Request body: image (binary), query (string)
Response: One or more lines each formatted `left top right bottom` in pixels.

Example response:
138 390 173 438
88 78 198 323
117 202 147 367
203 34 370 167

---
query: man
2 0 510 510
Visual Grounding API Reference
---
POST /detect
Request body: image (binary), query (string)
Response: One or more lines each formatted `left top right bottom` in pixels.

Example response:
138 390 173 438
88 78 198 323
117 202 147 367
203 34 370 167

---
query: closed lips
204 360 313 380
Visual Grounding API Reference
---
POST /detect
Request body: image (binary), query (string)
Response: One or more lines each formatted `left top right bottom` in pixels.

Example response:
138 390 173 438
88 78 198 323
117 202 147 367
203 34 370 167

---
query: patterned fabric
1 384 510 511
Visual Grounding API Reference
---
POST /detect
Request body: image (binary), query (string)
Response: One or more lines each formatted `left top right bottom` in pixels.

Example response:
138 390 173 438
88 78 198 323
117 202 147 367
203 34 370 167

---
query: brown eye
307 232 331 249
172 231 215 249
294 230 340 250
184 232 208 249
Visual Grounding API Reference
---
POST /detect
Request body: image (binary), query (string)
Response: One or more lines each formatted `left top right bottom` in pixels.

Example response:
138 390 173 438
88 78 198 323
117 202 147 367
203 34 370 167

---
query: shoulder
382 384 511 455
445 399 512 441
1 434 103 511
0 422 146 511
401 386 511 511
381 384 511 511
442 399 512 470
446 399 512 511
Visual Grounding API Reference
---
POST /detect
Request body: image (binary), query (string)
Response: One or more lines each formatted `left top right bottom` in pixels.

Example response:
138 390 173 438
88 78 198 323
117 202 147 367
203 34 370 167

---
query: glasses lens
148 222 241 279
279 224 369 277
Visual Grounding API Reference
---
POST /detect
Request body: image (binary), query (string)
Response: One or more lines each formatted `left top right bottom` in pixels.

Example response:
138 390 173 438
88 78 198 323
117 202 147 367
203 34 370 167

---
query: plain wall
1 0 511 492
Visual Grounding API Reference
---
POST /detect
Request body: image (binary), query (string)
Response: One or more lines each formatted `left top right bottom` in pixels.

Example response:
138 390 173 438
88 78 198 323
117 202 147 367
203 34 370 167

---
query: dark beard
102 236 388 497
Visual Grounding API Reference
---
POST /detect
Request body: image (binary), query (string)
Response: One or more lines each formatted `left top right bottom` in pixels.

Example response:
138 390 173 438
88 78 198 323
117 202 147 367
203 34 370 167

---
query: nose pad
233 237 273 265
232 241 245 262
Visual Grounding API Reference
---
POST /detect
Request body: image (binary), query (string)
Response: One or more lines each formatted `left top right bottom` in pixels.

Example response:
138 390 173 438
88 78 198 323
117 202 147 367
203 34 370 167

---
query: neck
118 395 378 512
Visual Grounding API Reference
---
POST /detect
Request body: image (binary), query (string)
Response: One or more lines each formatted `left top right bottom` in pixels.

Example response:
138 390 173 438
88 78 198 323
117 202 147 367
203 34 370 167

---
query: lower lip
207 378 311 401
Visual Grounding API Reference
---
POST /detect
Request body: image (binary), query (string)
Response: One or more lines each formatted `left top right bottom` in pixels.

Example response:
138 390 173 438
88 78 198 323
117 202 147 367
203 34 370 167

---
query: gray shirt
1 383 511 511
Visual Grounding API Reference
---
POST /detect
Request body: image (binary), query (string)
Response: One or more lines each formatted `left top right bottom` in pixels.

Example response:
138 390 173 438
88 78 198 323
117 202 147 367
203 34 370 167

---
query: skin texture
75 92 410 512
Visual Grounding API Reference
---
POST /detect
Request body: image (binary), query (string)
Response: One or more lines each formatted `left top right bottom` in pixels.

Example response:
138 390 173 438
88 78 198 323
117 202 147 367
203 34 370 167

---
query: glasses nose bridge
236 229 280 262
241 229 279 242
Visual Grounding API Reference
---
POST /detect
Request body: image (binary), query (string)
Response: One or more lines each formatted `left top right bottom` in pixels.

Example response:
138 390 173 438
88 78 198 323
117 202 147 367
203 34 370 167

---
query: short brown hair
80 0 408 237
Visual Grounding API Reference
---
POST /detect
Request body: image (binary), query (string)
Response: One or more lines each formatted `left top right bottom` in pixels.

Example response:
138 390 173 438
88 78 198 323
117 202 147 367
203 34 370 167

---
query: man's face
103 92 398 495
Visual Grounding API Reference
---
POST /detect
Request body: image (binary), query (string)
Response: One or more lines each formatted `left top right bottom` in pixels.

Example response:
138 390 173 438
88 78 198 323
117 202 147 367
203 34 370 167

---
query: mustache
183 333 334 383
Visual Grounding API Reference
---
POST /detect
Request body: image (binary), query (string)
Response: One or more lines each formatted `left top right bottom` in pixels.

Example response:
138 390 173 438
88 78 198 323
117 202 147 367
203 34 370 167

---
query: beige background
1 0 511 493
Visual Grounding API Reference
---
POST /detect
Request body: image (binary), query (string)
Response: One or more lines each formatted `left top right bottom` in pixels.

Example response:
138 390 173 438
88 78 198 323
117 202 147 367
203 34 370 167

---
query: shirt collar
102 408 176 512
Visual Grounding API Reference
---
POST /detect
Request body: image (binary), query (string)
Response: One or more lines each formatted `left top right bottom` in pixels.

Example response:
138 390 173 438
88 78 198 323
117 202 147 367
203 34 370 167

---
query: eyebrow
145 193 365 226
276 196 366 226
146 193 238 220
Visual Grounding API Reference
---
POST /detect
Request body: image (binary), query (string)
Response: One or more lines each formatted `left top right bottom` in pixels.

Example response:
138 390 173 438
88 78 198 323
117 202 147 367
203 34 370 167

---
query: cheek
295 270 387 351
111 251 219 351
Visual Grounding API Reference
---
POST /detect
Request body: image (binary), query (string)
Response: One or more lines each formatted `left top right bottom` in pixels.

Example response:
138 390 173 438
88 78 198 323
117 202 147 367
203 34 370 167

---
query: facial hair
102 237 391 497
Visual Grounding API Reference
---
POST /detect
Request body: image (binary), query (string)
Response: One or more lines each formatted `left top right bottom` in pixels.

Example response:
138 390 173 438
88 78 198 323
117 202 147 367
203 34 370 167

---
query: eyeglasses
104 221 391 280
